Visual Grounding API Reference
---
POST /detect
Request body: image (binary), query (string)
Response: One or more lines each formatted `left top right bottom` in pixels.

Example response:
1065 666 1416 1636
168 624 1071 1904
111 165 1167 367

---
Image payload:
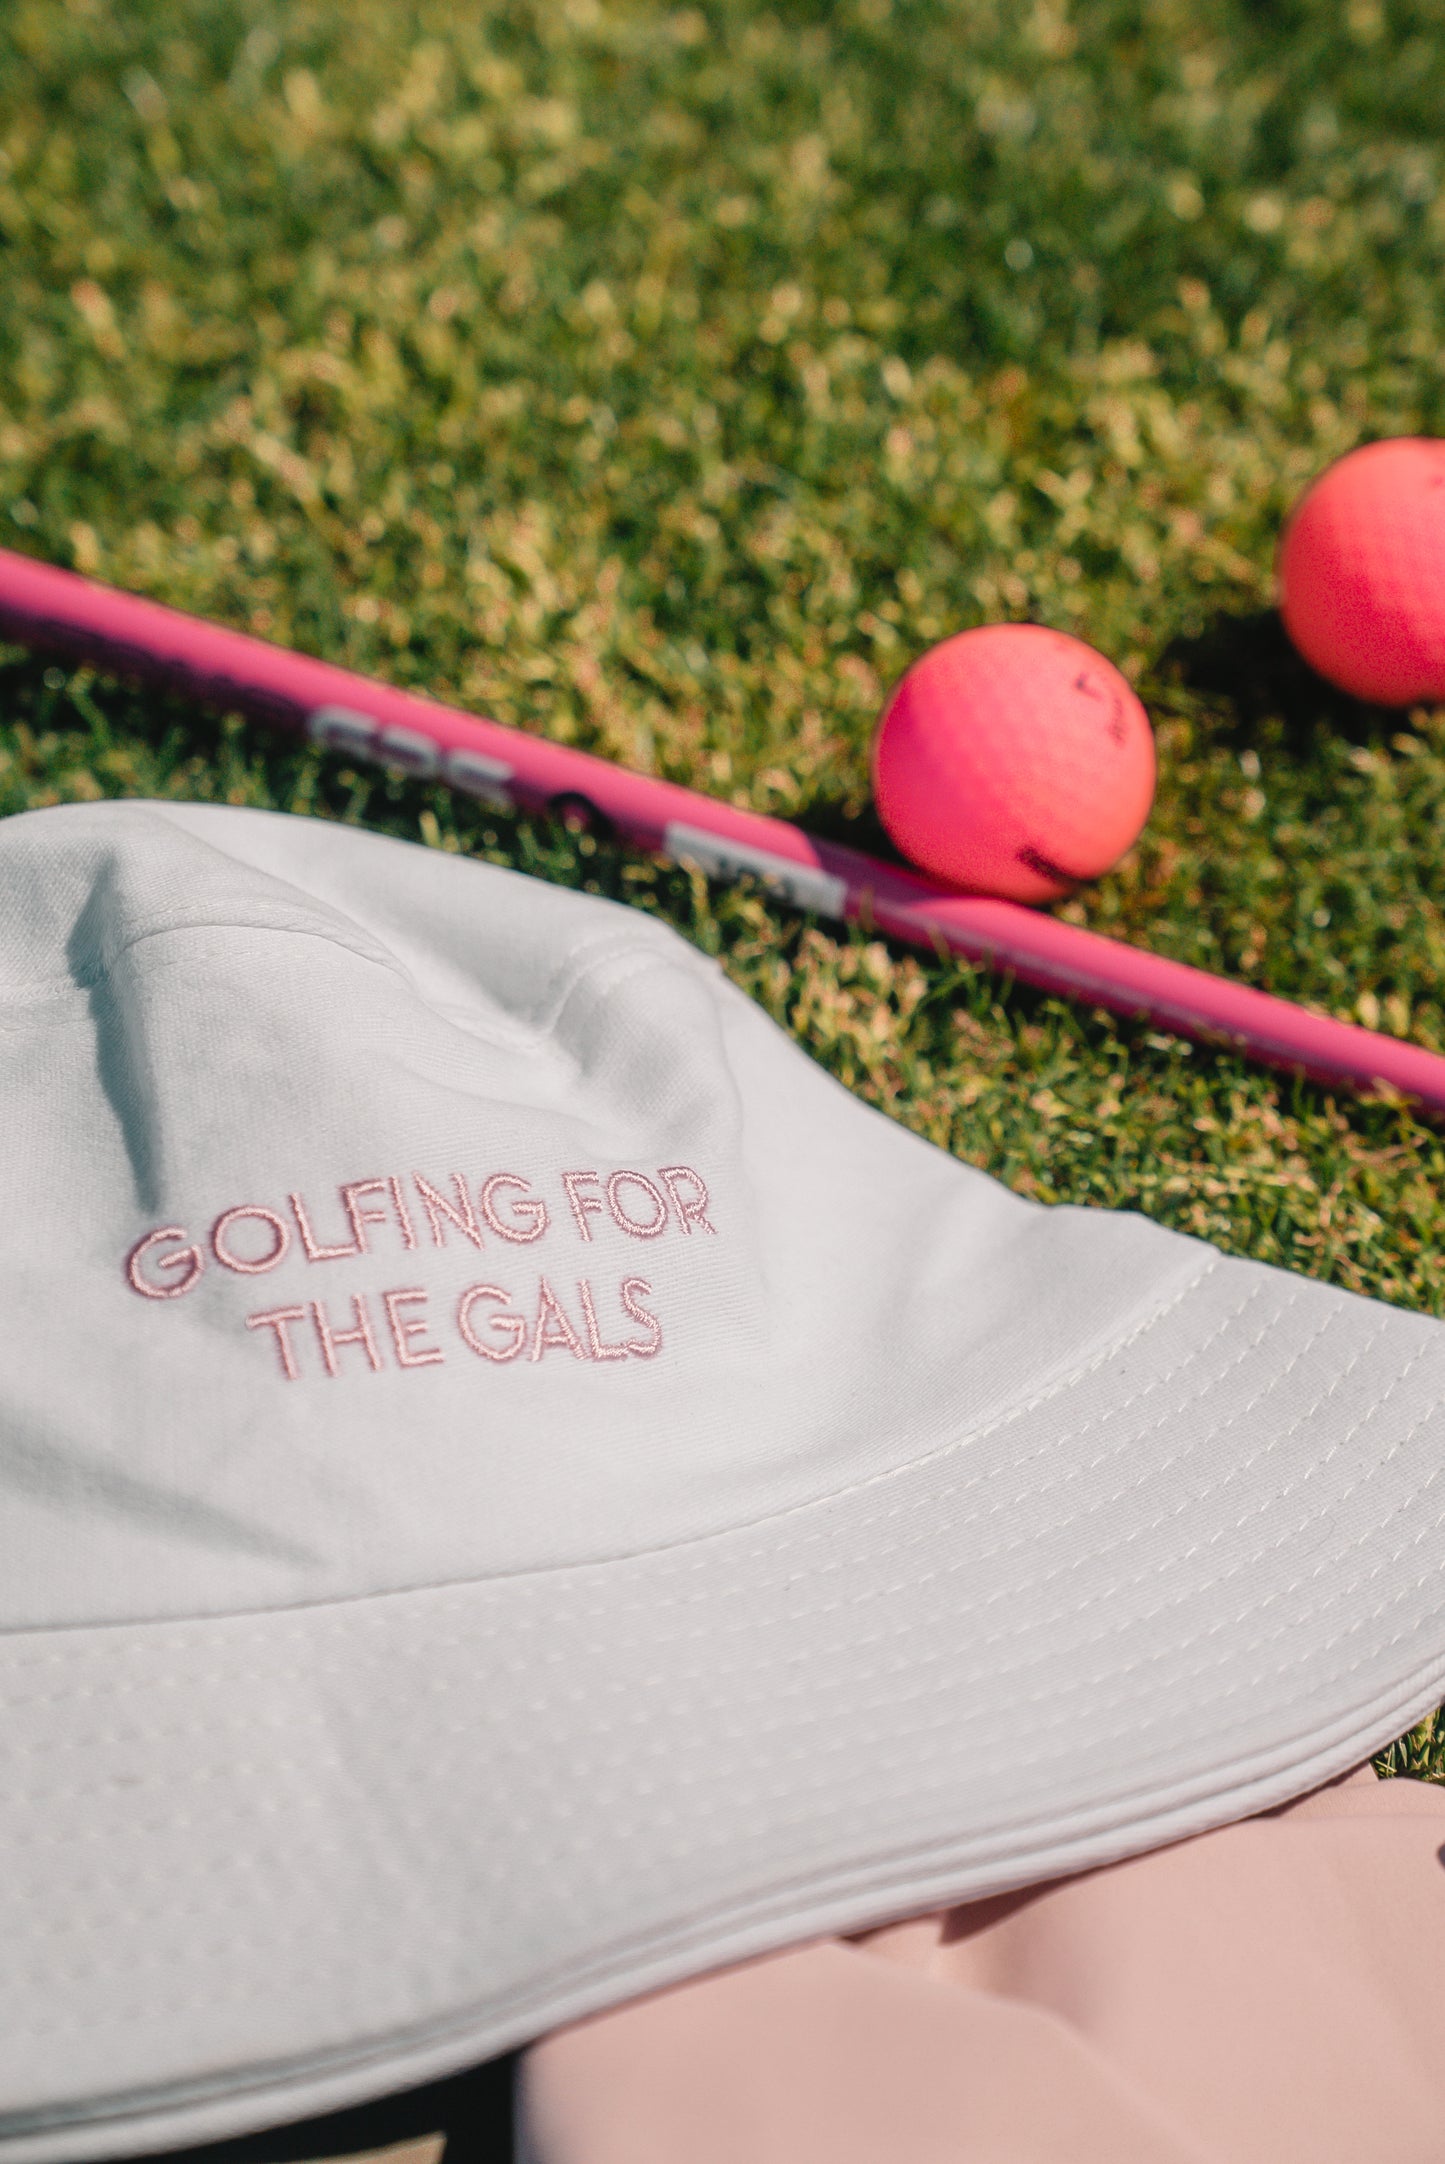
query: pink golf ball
1279 437 1445 705
872 624 1156 905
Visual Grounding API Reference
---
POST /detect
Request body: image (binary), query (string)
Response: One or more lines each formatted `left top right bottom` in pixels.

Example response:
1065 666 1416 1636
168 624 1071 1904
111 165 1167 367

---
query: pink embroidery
562 1170 605 1242
657 1165 718 1235
340 1178 397 1254
606 1170 668 1239
388 1175 418 1251
577 1277 628 1360
246 1305 308 1380
456 1283 526 1362
310 1294 384 1377
289 1191 363 1263
620 1276 663 1358
481 1173 549 1244
125 1226 204 1300
413 1172 485 1250
382 1286 444 1368
211 1204 290 1276
530 1275 588 1362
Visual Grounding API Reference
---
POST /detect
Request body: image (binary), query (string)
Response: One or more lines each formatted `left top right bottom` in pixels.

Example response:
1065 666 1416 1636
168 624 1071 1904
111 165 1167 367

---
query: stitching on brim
0 1252 1224 1689
3 1296 1441 1743
3 1563 1445 2029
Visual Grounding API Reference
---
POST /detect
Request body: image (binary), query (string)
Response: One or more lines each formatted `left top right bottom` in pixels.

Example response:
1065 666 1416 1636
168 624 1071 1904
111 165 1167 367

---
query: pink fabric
519 1767 1445 2164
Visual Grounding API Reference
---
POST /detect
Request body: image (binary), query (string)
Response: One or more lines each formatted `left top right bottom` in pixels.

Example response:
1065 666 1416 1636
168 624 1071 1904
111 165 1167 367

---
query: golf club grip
1 543 1442 1115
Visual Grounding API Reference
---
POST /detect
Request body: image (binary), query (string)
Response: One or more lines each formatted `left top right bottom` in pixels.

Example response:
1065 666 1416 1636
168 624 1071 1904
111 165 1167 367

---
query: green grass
2 0 1444 1778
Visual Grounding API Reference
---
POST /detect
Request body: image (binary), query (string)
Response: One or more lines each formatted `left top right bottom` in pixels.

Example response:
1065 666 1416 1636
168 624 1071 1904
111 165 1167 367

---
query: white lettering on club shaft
445 747 515 809
663 823 847 920
306 705 378 756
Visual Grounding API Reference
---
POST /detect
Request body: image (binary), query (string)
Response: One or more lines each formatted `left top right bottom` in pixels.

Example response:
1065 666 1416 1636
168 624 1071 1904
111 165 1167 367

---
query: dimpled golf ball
1279 437 1445 705
871 624 1156 904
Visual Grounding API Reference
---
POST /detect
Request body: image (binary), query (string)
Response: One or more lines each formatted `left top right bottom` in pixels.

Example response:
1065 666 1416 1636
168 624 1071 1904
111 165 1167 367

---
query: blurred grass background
1 0 1443 1774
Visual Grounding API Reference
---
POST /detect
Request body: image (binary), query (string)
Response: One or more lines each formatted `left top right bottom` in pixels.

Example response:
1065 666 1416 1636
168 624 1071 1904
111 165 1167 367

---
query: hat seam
3 1320 1439 1778
0 1250 1222 1678
3 1616 1443 2043
5 1531 1442 1891
0 899 697 1014
25 1279 1437 1717
0 918 411 1004
8 1546 1445 1922
24 1259 1401 1698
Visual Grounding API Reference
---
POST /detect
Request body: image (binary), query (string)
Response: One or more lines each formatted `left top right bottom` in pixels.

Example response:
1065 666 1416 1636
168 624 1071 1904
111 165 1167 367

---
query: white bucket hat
2 798 1443 2161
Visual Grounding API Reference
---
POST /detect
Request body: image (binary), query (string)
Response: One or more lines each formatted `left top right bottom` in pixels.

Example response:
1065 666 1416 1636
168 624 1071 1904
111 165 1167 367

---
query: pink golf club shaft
1 543 1442 1115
